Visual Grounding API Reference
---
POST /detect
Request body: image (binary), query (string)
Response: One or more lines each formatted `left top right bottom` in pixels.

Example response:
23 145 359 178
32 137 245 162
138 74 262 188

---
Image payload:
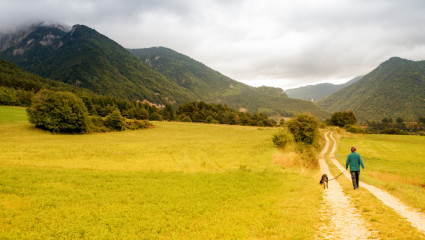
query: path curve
329 132 425 235
315 132 375 240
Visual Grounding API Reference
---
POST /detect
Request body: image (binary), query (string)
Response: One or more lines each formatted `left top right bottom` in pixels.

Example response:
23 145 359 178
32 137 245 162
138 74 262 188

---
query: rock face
0 22 70 52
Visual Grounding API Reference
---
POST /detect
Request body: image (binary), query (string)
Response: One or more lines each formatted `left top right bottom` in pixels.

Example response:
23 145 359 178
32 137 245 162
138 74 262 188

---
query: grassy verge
0 106 323 239
334 132 425 213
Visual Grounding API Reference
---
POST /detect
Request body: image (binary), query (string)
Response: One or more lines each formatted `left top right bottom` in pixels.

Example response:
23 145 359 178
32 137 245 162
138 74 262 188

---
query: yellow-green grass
335 133 425 213
0 106 323 239
0 106 27 123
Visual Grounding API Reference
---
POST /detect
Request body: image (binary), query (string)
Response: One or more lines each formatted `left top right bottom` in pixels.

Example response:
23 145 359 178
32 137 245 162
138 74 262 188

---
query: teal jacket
346 152 365 171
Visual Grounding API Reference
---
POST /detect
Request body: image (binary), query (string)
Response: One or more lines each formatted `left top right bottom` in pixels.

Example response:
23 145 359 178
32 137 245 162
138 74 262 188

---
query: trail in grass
329 132 425 235
315 132 375 240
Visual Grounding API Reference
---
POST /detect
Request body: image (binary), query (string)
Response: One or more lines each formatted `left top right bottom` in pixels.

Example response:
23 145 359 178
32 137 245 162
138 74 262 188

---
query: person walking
346 146 365 190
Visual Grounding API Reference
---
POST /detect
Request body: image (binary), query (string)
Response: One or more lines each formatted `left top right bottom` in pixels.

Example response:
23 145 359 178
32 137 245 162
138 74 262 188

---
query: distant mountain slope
318 57 425 121
286 76 362 101
0 23 195 104
130 47 329 119
0 23 329 118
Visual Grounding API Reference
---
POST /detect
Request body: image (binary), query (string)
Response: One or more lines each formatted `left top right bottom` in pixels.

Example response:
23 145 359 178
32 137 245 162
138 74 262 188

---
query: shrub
345 124 367 134
272 130 293 149
27 90 89 133
105 110 125 131
149 112 162 121
125 119 153 130
380 128 408 135
287 113 319 145
181 116 192 122
205 116 215 124
87 116 109 132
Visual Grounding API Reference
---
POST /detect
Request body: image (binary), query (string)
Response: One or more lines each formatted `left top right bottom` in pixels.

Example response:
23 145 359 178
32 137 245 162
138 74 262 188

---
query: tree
162 104 175 121
27 90 89 133
104 110 125 131
328 111 357 127
287 113 320 145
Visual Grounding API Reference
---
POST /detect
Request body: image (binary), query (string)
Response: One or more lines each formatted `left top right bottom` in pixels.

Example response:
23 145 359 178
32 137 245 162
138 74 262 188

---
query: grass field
0 106 27 123
0 106 323 239
335 133 425 213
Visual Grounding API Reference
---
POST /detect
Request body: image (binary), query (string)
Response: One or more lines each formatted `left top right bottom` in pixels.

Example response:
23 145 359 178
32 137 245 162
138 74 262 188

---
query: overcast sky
1 0 425 89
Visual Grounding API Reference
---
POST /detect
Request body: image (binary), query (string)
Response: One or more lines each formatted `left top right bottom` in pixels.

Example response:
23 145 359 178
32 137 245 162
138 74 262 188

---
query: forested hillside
1 23 329 119
319 57 425 121
130 47 329 119
0 24 195 104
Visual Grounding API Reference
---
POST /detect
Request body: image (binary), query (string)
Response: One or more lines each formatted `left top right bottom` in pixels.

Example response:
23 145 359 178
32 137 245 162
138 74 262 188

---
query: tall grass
0 106 323 239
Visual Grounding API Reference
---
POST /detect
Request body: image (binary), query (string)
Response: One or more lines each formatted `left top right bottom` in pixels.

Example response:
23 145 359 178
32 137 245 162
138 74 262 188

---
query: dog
320 174 328 189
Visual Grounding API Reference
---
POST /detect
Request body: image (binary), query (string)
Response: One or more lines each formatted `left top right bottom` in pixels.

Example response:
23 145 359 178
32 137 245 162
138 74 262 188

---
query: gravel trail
315 132 376 239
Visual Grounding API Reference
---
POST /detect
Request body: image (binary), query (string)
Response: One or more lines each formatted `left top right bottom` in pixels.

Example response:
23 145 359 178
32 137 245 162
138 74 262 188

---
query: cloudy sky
1 0 425 89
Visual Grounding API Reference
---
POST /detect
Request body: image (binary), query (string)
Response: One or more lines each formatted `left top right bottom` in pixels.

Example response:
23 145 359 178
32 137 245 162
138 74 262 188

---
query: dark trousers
350 171 360 189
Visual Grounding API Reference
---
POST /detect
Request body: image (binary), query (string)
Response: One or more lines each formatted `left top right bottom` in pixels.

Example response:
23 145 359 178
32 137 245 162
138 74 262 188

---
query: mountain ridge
1 23 329 119
285 76 362 101
130 46 329 118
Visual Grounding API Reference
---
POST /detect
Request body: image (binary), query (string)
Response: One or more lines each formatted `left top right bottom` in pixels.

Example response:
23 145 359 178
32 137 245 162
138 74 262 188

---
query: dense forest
0 60 277 130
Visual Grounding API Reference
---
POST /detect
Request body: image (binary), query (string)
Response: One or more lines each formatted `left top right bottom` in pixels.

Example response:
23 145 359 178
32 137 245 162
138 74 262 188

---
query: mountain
130 47 329 118
285 76 362 102
0 23 195 104
0 23 329 118
318 57 425 121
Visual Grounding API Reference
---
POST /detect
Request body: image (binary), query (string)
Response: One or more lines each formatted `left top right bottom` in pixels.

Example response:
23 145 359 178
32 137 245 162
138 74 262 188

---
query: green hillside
1 24 329 119
319 57 425 121
285 76 362 102
0 24 195 104
130 47 329 119
0 59 93 93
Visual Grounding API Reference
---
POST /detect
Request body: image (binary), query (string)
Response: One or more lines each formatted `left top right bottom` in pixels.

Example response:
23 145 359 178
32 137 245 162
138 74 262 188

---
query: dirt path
315 132 376 239
328 132 425 235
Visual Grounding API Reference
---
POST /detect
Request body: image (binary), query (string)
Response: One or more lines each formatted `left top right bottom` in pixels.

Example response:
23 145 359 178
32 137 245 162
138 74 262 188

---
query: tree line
326 110 425 135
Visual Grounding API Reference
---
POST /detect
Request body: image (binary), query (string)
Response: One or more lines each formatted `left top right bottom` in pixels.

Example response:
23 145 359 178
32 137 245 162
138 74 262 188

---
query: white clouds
1 0 425 89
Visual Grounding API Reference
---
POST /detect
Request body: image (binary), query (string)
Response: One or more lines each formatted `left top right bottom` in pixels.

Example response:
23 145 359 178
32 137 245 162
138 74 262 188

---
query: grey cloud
1 0 425 89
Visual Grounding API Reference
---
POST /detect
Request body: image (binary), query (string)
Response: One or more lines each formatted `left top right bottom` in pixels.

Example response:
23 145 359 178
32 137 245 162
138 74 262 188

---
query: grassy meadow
334 132 425 213
0 106 323 239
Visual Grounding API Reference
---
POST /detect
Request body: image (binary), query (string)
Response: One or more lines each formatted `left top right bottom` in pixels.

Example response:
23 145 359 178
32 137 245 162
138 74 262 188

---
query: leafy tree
104 110 125 131
287 113 320 145
328 111 357 127
162 104 175 121
27 90 89 133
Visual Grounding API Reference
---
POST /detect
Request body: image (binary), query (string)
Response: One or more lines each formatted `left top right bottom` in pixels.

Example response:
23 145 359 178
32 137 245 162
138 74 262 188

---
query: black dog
320 174 328 189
